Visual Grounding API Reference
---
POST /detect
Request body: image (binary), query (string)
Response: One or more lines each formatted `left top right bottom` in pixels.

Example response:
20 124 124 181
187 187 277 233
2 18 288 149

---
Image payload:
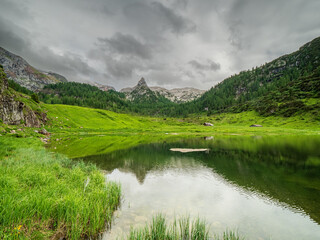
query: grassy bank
126 214 243 240
0 137 121 239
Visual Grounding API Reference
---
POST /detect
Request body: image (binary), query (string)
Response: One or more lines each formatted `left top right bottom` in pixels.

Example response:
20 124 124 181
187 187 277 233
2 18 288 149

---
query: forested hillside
248 67 320 117
38 82 130 112
37 81 178 114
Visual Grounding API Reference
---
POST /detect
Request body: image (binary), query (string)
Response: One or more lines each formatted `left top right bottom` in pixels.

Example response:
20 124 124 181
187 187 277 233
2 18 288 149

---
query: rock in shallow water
250 124 263 127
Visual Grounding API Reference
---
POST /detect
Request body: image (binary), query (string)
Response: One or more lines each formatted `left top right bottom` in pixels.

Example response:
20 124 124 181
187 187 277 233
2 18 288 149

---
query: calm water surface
75 136 320 240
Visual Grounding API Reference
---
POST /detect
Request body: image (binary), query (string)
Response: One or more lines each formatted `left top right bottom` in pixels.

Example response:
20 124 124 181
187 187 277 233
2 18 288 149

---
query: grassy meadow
44 104 320 136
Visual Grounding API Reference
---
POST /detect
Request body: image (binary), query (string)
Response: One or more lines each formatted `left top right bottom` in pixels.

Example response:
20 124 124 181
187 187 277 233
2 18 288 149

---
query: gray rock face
0 47 67 91
151 87 205 103
92 82 116 92
120 78 205 103
119 78 156 102
0 66 46 127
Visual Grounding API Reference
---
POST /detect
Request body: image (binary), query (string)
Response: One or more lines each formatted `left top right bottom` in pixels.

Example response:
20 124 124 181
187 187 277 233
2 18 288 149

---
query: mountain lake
52 135 320 240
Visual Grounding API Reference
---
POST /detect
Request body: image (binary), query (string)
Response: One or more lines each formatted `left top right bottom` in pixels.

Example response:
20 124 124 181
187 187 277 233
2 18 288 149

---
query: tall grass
0 148 121 239
127 214 243 240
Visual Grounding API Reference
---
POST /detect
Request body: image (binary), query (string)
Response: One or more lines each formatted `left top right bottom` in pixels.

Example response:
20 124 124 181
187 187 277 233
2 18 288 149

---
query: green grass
44 104 320 137
0 135 42 159
0 138 121 239
191 111 320 129
126 214 243 240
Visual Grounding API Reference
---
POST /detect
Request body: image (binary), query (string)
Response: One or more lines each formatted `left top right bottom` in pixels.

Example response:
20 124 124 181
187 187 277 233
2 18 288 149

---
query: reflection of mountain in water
79 136 320 225
79 143 207 183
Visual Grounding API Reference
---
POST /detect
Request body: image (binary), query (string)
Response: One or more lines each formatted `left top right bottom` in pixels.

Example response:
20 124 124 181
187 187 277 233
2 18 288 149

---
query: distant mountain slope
120 78 205 103
185 36 320 115
91 82 116 92
0 47 67 91
150 87 205 103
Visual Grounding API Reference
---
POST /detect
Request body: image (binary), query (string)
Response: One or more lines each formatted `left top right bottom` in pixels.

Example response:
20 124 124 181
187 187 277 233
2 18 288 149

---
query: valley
1 32 320 240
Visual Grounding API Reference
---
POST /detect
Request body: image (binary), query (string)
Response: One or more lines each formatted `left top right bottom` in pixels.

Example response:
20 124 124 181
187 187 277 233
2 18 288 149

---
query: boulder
39 128 50 136
250 124 263 127
203 122 213 126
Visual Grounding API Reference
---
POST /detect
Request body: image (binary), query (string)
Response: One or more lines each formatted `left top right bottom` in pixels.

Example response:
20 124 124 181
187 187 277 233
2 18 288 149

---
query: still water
76 136 320 240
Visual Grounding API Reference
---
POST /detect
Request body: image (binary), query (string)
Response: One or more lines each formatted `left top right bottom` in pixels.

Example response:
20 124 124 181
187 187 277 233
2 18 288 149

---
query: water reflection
76 136 320 240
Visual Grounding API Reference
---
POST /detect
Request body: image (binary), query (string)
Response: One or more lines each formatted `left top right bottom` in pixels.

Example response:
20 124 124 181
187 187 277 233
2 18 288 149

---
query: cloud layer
0 0 319 90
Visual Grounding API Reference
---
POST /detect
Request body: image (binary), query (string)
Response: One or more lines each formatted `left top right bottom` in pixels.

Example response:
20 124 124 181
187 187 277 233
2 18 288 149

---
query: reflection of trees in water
80 143 205 183
80 136 320 224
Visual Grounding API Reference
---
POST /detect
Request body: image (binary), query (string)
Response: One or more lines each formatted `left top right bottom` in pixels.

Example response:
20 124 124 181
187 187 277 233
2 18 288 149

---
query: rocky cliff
0 47 67 91
121 78 205 103
92 82 116 92
0 65 46 127
150 87 205 103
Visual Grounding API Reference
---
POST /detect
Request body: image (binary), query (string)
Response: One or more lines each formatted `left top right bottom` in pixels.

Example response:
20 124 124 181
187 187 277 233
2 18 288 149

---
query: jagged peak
137 77 147 88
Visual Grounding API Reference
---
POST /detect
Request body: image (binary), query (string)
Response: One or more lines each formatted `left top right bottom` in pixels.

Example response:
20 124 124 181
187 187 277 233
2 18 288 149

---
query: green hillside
38 82 129 112
244 67 320 117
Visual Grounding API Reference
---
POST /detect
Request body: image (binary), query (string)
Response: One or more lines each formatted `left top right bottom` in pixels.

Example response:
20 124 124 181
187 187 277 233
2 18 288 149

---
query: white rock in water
170 148 209 153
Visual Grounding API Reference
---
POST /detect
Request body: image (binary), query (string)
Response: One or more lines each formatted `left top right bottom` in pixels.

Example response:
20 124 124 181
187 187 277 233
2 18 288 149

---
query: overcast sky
0 0 319 90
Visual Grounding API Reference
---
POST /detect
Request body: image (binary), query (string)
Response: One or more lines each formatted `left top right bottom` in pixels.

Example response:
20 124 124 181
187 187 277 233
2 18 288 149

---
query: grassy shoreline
0 137 121 239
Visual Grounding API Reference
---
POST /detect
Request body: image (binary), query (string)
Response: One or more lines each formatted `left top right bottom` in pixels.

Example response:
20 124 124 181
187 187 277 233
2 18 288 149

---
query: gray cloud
0 0 319 90
0 17 31 53
189 60 221 71
0 16 98 82
123 1 196 37
98 33 152 59
150 2 196 34
103 56 139 79
30 48 97 77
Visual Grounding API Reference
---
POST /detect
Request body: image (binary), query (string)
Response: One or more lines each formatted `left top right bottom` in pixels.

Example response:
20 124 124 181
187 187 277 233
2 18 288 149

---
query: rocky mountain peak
136 77 148 88
120 77 205 103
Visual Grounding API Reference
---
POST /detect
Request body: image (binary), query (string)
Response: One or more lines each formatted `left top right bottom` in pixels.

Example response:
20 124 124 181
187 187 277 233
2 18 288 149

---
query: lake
62 135 320 239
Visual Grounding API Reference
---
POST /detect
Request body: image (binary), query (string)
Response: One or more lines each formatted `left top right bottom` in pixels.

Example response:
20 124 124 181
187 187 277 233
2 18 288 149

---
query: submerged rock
204 136 214 140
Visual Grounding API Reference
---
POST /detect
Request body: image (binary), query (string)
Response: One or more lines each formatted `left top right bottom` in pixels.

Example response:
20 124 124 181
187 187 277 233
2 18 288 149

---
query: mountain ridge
120 78 205 103
0 47 67 91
